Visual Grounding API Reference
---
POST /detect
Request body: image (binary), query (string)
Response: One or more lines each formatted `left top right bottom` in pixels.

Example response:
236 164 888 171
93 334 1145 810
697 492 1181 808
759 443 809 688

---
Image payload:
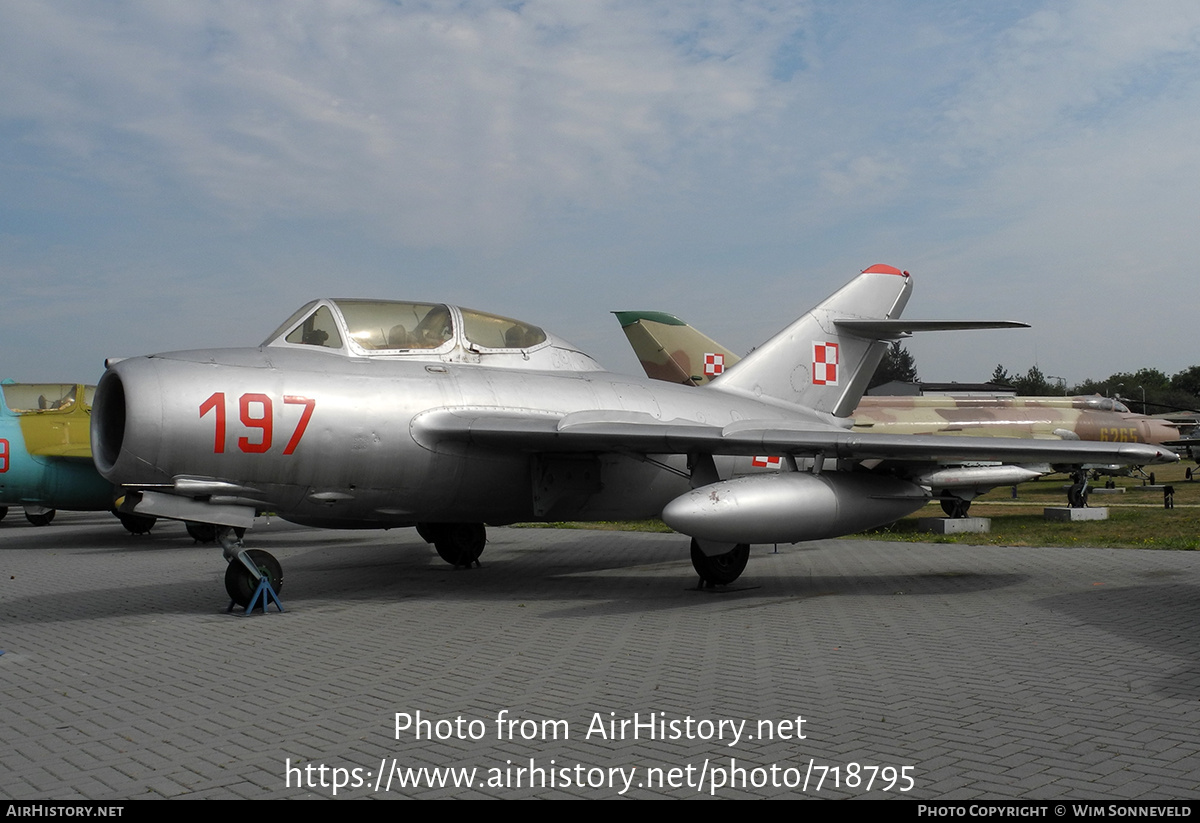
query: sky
4 1 1200 388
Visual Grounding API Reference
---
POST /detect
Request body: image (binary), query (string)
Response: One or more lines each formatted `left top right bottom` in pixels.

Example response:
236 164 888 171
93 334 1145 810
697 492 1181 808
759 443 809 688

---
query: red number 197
199 393 314 455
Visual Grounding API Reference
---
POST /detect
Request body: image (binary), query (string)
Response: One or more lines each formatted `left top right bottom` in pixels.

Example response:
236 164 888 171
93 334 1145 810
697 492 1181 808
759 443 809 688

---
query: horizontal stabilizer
835 319 1029 338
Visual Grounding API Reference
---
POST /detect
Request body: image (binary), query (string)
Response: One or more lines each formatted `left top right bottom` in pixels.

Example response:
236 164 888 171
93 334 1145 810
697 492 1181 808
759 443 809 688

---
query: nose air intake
91 371 127 476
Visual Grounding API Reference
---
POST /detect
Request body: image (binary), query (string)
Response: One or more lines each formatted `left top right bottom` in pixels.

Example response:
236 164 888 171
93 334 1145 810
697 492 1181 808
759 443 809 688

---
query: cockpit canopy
1 383 93 415
263 299 599 371
1081 396 1131 413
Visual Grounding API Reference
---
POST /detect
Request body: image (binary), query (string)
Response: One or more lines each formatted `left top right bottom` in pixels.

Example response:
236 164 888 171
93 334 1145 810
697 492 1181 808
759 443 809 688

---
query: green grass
859 461 1200 550
858 507 1200 550
510 463 1200 550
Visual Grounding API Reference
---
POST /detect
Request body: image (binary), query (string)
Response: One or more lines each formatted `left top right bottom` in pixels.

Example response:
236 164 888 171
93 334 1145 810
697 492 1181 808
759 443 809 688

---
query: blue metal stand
227 576 284 615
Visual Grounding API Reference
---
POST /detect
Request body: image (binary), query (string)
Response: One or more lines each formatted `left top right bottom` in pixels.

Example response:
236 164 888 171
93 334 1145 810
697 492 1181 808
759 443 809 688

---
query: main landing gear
186 522 245 544
939 496 972 519
418 522 486 568
219 528 283 614
114 511 156 535
1067 469 1091 508
690 539 750 588
24 507 55 527
187 521 219 543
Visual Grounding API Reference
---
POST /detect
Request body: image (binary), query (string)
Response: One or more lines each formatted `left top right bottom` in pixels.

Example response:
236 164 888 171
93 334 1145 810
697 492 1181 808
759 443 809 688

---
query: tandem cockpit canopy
0 382 93 415
263 299 602 370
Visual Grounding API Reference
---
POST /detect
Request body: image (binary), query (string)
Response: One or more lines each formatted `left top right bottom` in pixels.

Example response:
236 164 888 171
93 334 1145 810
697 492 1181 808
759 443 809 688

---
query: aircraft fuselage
93 345 834 529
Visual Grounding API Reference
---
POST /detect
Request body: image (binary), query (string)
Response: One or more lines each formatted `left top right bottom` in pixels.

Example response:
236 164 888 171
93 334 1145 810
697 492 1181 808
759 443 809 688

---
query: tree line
990 364 1200 413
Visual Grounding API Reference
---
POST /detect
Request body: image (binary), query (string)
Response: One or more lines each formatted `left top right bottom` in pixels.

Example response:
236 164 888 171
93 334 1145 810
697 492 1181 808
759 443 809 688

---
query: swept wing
413 407 1174 467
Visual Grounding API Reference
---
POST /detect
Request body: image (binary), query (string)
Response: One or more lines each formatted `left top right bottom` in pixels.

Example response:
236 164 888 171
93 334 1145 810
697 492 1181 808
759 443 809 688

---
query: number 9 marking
237 393 273 453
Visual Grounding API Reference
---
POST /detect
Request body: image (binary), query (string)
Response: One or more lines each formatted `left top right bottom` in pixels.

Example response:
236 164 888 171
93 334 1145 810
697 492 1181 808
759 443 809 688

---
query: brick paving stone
1 513 1199 798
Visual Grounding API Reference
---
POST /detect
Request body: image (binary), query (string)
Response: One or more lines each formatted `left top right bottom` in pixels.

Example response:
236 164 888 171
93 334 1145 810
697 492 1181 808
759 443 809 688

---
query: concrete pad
2 512 1199 799
1044 507 1109 521
917 516 991 534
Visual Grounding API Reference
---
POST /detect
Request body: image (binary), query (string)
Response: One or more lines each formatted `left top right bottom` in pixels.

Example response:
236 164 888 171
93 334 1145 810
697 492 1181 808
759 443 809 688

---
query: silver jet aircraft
90 265 1176 605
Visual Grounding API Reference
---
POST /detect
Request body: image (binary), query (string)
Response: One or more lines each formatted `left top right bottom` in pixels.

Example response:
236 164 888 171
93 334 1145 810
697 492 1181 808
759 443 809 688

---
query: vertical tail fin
612 311 741 386
708 265 912 416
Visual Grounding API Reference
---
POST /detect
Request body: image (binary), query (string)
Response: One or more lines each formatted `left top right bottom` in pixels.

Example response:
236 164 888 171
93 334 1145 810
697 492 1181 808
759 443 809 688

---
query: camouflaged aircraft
852 395 1179 444
91 265 1176 606
615 311 1181 515
0 381 154 532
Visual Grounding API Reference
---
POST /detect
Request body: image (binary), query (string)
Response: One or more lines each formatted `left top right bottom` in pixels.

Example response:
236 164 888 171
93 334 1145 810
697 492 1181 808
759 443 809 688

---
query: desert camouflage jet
851 395 1179 443
615 311 1180 515
614 311 1177 441
91 265 1175 606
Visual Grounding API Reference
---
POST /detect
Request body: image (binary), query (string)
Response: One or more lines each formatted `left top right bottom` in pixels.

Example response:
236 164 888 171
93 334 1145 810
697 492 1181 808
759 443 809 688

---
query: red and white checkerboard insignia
703 352 725 377
752 456 781 468
812 341 839 386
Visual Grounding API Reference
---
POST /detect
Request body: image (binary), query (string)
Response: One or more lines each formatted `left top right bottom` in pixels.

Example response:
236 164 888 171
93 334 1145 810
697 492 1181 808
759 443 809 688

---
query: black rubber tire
225 549 283 607
25 509 55 527
116 512 156 535
433 523 486 566
186 522 219 543
690 539 750 586
940 497 971 518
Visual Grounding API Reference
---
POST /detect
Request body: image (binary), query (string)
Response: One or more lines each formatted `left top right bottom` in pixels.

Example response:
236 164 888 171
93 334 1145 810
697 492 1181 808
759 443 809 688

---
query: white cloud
943 1 1200 159
0 1 812 248
6 1 1200 386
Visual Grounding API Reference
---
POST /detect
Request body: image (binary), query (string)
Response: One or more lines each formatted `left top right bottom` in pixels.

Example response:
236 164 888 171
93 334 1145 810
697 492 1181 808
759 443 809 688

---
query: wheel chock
227 577 285 615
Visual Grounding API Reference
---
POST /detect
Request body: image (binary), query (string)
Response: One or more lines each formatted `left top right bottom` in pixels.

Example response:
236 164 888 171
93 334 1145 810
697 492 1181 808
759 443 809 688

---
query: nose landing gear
219 528 283 614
